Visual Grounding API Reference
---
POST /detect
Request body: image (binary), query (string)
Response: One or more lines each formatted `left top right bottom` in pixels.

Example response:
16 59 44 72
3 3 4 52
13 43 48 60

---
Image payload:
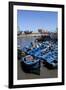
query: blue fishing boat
33 46 58 68
41 51 58 68
27 47 40 56
33 44 52 59
20 55 40 72
22 40 58 69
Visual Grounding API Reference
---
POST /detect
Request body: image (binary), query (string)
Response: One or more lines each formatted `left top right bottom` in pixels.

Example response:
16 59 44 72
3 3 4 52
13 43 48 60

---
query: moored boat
22 40 58 69
20 55 40 72
42 51 58 69
24 31 32 34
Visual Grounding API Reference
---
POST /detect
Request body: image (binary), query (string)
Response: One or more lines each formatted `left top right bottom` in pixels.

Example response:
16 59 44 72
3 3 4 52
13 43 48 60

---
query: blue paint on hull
22 41 58 68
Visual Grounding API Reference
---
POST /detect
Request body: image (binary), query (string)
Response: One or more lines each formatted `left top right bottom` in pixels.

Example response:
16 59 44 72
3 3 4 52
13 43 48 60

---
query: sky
17 10 58 32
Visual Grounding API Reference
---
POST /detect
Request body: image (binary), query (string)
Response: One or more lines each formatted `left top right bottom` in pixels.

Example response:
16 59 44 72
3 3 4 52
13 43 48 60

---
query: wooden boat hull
20 56 40 73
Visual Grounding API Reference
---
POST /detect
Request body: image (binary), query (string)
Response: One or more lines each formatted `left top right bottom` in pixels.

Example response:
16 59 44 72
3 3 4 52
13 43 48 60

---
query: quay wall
17 33 48 38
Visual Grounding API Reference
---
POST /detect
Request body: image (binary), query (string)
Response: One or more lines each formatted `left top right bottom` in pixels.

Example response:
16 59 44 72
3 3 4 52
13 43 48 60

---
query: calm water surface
18 36 36 49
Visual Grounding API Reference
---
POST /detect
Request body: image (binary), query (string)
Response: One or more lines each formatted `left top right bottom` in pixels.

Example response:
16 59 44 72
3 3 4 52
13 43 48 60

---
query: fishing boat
32 42 52 59
34 42 57 68
36 36 44 42
43 54 57 68
36 35 51 42
24 31 32 34
23 41 51 58
20 55 40 72
22 42 40 55
22 40 58 69
27 47 40 56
